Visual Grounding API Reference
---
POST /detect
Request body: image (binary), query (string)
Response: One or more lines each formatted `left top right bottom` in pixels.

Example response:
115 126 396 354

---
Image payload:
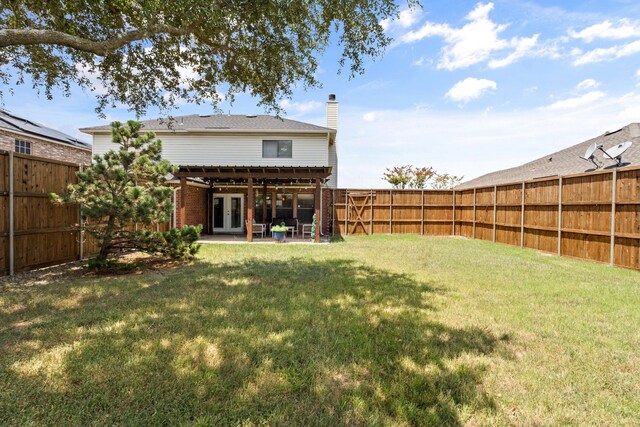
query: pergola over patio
175 166 332 242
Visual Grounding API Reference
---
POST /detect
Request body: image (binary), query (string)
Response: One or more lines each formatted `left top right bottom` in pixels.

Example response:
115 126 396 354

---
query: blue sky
4 0 640 187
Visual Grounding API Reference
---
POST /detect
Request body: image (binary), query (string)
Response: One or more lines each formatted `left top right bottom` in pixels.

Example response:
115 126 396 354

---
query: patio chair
284 218 299 237
246 219 267 238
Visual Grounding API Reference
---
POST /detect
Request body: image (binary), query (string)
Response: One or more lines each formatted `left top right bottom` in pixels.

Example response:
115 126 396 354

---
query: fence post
421 189 424 236
78 164 84 261
557 177 563 256
389 189 392 234
8 151 14 276
370 189 373 235
472 188 476 239
332 189 336 236
492 185 497 242
610 170 617 266
345 190 348 235
520 182 525 248
452 190 456 236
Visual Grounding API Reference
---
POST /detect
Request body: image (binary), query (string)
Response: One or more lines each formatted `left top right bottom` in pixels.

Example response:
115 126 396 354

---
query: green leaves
51 120 198 265
1 1 416 116
382 166 462 190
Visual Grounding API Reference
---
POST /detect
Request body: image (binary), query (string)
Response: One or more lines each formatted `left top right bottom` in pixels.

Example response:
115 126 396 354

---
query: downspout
320 184 323 236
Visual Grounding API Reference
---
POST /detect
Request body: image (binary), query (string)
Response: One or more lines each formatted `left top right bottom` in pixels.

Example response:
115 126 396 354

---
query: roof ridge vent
245 114 257 118
199 114 212 118
604 128 623 136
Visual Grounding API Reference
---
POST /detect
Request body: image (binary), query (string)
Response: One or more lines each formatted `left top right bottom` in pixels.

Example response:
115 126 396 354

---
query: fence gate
347 190 371 235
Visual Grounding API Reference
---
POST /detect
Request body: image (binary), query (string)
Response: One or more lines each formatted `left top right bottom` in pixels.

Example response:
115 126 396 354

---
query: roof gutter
80 127 337 135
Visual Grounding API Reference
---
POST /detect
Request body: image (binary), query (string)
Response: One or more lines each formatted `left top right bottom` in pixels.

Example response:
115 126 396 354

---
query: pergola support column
180 176 187 228
262 183 268 224
247 177 254 242
315 178 321 243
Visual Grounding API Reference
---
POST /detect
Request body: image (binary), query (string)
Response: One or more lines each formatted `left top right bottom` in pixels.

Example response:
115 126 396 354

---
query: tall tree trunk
98 215 116 261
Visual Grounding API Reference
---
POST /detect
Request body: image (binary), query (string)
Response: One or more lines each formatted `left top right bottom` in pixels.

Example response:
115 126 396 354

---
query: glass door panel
212 194 244 233
230 196 242 230
213 197 225 230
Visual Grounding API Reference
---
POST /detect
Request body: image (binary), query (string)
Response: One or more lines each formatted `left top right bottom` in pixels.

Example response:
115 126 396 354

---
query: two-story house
81 95 339 242
0 109 91 164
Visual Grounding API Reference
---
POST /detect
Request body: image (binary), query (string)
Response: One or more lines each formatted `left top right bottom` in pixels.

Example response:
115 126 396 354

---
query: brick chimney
326 94 338 131
326 94 338 188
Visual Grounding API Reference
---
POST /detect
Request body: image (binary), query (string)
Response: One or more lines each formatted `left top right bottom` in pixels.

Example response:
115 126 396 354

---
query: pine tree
51 120 201 265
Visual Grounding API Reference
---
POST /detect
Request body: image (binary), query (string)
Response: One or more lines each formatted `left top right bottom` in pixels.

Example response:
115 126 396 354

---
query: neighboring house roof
0 109 91 149
457 123 640 189
80 114 336 134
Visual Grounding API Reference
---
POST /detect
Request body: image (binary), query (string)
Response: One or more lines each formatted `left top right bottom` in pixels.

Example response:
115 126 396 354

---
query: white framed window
262 140 292 158
15 139 32 154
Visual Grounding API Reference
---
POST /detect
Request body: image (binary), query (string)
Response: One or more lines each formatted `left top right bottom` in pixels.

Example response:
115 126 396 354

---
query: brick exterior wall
0 129 91 165
174 185 334 236
322 188 333 235
174 185 208 229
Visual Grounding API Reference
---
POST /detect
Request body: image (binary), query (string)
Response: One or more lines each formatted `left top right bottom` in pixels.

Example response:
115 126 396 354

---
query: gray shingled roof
457 123 640 189
80 114 334 133
0 109 91 148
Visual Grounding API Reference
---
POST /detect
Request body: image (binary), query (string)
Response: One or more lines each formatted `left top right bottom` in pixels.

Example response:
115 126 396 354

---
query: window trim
262 140 292 159
14 139 32 155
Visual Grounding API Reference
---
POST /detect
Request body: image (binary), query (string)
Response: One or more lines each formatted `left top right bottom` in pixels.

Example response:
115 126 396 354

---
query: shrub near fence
332 166 640 271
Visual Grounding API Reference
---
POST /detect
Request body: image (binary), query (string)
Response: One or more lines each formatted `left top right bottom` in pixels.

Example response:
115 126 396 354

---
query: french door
212 194 244 233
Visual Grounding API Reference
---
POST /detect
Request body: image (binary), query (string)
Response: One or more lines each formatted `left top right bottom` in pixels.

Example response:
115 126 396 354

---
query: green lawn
1 236 639 426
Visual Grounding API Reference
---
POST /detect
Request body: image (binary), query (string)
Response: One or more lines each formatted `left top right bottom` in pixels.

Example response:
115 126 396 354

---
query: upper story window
262 140 292 158
15 139 32 155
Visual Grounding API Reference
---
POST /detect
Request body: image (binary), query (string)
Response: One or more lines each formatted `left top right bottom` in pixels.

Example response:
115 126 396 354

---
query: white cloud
279 99 322 114
445 78 496 103
338 91 640 187
545 91 605 110
569 19 640 42
488 35 539 68
573 40 640 65
412 56 427 66
380 7 422 32
576 79 600 90
362 111 385 122
399 2 541 70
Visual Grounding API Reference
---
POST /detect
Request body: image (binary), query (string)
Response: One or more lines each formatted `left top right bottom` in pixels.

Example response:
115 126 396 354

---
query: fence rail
332 165 640 271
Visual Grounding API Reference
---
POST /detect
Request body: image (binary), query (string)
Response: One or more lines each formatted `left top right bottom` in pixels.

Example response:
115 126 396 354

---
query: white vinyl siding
327 142 338 188
91 133 329 167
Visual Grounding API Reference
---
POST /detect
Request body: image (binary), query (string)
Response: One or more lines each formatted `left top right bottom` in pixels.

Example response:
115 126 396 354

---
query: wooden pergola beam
247 177 253 242
175 172 330 180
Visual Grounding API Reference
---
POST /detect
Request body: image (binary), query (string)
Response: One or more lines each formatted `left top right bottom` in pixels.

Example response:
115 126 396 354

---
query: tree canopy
51 120 201 266
0 1 415 116
383 165 463 189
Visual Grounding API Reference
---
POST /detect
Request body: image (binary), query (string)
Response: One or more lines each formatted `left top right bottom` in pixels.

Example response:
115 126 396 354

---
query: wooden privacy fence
0 150 101 275
0 150 169 276
2 148 639 274
332 166 640 271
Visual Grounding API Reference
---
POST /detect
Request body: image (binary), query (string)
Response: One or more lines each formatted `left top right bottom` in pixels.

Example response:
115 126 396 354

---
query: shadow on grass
0 258 505 426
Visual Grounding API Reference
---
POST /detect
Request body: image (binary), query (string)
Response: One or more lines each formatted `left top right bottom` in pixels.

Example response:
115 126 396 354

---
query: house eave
80 127 336 136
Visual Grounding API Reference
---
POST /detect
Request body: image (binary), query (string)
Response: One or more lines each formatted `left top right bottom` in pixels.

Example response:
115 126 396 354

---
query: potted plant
271 224 288 242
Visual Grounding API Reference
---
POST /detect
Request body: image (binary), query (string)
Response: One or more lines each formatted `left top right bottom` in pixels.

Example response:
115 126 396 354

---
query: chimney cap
328 94 336 101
